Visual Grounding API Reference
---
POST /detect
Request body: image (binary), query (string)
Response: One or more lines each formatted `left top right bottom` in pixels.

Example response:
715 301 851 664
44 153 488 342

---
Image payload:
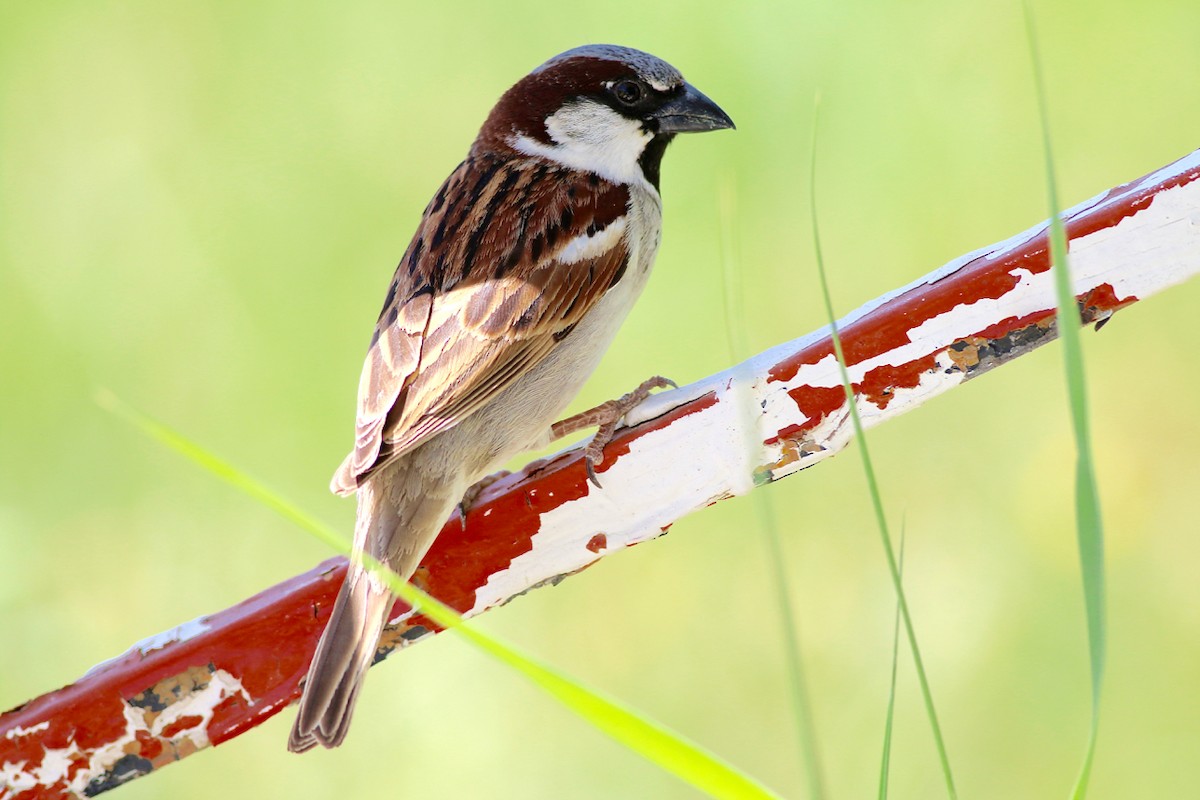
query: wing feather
331 156 630 495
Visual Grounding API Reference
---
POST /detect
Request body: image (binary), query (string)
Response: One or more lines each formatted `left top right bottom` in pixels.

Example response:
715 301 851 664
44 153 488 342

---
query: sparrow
289 44 733 752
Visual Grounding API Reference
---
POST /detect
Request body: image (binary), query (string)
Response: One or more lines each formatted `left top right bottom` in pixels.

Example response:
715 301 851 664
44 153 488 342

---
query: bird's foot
459 470 512 519
550 375 676 488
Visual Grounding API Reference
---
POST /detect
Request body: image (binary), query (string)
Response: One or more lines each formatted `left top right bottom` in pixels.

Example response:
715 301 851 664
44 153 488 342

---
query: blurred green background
3 1 1200 797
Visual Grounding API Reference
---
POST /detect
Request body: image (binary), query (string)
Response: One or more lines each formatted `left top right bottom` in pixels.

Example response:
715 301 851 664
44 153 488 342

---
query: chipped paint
3 722 48 741
3 149 1199 797
1 557 344 798
469 392 734 614
85 616 213 678
1 665 249 798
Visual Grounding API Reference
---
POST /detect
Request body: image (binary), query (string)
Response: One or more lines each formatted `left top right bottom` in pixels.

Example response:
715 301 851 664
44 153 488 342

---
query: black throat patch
638 132 674 191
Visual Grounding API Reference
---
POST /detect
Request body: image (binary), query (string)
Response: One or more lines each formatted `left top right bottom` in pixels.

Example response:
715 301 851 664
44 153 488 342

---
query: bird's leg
459 470 512 518
550 375 676 488
462 375 677 514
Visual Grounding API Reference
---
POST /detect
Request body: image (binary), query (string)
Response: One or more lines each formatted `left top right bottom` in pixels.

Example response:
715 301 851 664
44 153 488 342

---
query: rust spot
763 161 1187 393
129 664 214 727
86 753 155 794
946 317 1057 378
585 533 607 553
172 737 202 760
87 690 212 794
946 337 985 371
767 265 1023 387
941 281 1135 377
757 434 826 482
375 624 431 659
975 311 1047 340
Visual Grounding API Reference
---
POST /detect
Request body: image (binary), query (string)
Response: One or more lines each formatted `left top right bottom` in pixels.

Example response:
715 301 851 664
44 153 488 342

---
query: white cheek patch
510 100 652 188
556 216 627 264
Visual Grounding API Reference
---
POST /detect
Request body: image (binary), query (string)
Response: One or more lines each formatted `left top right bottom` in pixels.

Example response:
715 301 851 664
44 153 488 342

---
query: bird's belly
458 269 646 478
421 188 662 484
441 271 652 482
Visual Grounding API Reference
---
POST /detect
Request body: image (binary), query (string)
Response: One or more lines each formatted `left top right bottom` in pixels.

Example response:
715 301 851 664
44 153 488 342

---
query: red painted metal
762 155 1200 433
3 149 1199 798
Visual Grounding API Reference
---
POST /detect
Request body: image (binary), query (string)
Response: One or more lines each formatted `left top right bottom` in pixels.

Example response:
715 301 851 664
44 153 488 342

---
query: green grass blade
1022 5 1107 796
97 389 782 800
718 183 827 800
878 525 906 800
809 96 958 800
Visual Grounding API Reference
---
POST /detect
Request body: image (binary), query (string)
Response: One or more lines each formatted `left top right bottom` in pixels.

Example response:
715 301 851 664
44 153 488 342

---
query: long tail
287 567 393 752
289 468 458 751
288 480 402 752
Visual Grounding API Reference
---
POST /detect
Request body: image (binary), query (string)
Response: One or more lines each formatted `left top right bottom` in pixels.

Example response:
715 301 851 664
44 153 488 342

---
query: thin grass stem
718 183 827 800
808 95 958 800
878 524 905 800
1022 6 1107 796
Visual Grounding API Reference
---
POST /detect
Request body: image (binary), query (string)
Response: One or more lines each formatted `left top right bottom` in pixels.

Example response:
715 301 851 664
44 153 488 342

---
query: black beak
650 82 735 134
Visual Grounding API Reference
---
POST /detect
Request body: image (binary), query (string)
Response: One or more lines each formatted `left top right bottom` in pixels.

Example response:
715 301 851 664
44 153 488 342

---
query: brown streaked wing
332 156 630 494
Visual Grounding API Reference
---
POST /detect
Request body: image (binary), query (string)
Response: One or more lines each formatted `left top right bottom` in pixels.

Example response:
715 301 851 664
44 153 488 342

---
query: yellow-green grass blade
97 389 782 800
809 96 958 799
1022 5 1107 797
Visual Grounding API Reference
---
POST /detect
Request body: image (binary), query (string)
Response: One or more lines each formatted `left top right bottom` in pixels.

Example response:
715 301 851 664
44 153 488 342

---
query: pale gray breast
624 183 664 289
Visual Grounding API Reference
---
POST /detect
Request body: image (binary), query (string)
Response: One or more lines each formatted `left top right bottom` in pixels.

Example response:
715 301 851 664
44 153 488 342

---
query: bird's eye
611 79 644 106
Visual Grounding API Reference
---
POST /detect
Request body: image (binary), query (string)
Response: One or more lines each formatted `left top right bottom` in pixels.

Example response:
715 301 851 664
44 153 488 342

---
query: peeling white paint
471 383 758 614
1072 180 1200 300
3 720 49 740
766 350 966 482
134 618 214 657
466 160 1200 615
1 668 249 796
657 163 1200 455
144 667 249 749
85 616 213 677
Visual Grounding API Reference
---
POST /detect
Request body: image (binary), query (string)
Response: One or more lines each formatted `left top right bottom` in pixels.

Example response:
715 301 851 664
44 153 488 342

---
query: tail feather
290 464 460 752
288 572 393 752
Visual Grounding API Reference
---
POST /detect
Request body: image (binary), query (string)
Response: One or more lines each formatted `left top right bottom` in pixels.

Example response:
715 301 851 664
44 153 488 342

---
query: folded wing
331 156 631 495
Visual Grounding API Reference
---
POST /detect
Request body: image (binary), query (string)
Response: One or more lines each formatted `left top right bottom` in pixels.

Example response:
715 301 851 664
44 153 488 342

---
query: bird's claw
577 375 676 490
585 457 602 489
459 470 512 519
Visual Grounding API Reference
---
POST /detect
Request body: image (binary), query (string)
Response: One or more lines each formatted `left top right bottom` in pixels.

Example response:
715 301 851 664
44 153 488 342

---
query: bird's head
474 44 734 190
